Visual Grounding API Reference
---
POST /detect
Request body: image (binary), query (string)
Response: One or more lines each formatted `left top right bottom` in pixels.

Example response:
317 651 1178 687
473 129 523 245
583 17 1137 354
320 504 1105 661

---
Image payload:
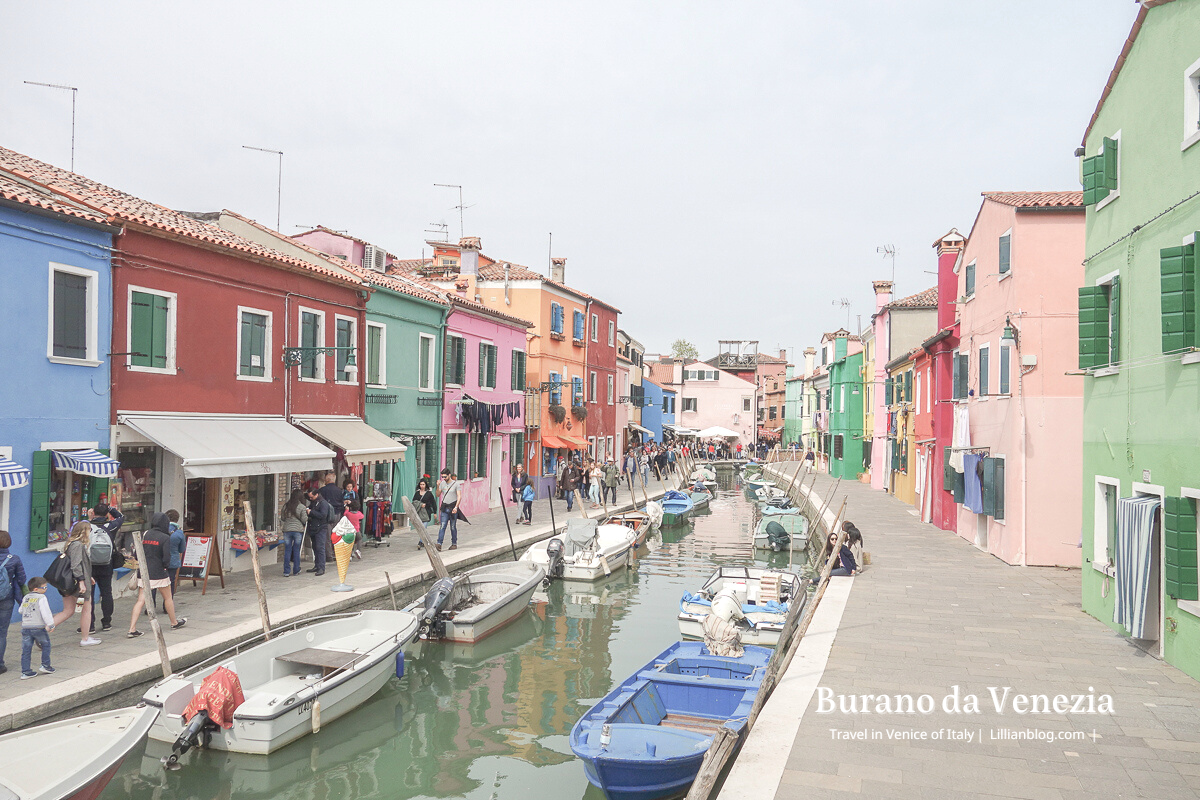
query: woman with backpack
0 530 28 675
279 489 308 577
52 521 100 647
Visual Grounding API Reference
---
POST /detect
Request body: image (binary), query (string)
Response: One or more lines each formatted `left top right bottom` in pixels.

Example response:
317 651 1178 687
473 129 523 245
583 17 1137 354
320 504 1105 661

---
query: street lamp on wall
1001 317 1018 347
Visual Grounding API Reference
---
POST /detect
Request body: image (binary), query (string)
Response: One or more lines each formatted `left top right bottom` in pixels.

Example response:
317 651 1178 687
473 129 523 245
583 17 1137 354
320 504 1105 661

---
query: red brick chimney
933 229 965 330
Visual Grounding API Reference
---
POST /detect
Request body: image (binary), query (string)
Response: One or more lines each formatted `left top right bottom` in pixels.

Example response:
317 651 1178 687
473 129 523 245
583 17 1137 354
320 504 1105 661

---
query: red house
584 298 620 461
2 149 404 569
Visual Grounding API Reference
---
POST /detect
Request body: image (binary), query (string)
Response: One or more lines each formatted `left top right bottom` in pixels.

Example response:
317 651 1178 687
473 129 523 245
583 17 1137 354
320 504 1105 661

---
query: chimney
933 228 966 330
779 349 787 361
804 347 816 377
459 236 481 276
873 280 893 311
551 257 566 284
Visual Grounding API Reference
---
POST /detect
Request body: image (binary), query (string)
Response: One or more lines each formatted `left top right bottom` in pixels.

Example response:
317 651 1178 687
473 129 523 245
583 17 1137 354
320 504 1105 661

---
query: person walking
85 504 121 634
638 449 650 487
603 459 619 505
436 469 462 550
304 488 335 576
561 459 580 512
0 530 27 675
18 577 54 679
589 461 603 508
279 489 308 576
127 513 186 636
52 522 100 647
520 478 535 524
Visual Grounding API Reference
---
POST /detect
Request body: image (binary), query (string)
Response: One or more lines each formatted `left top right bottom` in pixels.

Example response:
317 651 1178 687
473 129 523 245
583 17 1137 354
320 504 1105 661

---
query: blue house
662 388 677 430
641 379 666 443
0 171 117 611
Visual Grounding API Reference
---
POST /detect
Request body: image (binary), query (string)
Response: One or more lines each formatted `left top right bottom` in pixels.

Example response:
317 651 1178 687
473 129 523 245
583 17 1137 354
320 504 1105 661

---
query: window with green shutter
300 311 322 379
999 345 1011 395
943 446 954 494
130 290 171 369
446 433 468 480
478 343 497 389
239 311 268 378
1160 242 1196 354
890 439 899 471
1078 286 1110 370
1081 137 1119 206
511 433 525 470
982 457 996 516
28 450 51 552
445 335 466 385
52 270 90 359
903 370 912 402
511 350 526 391
1108 277 1121 366
883 378 892 405
953 354 969 399
998 233 1011 276
965 261 976 296
979 347 990 396
1165 496 1198 602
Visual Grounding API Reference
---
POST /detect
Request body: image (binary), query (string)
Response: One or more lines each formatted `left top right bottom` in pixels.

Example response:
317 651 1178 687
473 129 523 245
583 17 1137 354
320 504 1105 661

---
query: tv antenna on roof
24 81 78 171
833 297 851 329
877 244 896 293
424 221 449 242
434 184 474 239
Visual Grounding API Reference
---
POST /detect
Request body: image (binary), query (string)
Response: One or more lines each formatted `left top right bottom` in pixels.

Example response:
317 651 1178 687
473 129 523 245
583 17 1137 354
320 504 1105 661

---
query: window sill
479 386 494 392
127 365 177 375
48 356 102 368
1181 352 1200 366
550 332 565 341
998 270 1012 282
572 339 585 347
1092 367 1119 378
1177 599 1200 618
1096 190 1120 212
297 376 326 384
1182 130 1200 152
237 373 273 383
1092 561 1115 578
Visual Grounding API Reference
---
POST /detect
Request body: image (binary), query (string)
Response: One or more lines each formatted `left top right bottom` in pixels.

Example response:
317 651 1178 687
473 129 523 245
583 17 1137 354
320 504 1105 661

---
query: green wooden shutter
479 342 486 387
240 314 252 375
904 371 912 402
487 346 497 388
1108 277 1120 366
457 435 468 479
943 446 954 492
130 292 153 367
511 351 518 390
151 294 170 367
883 378 892 405
992 458 1005 520
951 355 961 399
981 457 996 516
29 451 51 551
952 468 965 504
443 336 453 386
956 354 969 399
1082 154 1110 206
1078 286 1110 369
890 439 899 470
1161 243 1196 353
93 448 111 505
455 338 466 385
979 348 989 396
965 262 976 296
1102 137 1119 189
998 234 1011 275
1165 496 1199 601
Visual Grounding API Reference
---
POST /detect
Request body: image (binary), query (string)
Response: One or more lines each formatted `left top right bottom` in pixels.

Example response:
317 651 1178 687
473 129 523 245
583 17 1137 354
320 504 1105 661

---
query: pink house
953 191 1084 566
441 299 533 517
677 360 758 446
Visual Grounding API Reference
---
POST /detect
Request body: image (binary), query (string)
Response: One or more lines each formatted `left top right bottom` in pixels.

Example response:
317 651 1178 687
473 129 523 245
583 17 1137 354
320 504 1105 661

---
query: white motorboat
403 560 545 644
678 566 808 647
753 515 810 551
755 486 786 501
0 705 158 800
145 609 419 759
603 507 659 546
520 517 637 582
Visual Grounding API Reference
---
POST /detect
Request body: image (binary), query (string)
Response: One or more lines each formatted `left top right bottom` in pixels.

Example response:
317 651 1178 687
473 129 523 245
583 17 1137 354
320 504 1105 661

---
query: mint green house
827 337 865 481
1078 0 1200 681
783 365 804 448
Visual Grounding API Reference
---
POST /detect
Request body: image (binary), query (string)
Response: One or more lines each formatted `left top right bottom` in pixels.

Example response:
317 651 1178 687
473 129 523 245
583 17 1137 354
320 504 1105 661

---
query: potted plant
571 404 588 421
548 404 567 423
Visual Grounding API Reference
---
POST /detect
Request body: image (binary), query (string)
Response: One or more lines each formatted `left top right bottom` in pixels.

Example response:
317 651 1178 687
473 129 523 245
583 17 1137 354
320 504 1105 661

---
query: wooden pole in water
814 478 841 535
240 501 272 640
547 487 559 535
401 497 450 579
132 532 172 678
685 726 740 800
384 571 398 610
497 488 519 560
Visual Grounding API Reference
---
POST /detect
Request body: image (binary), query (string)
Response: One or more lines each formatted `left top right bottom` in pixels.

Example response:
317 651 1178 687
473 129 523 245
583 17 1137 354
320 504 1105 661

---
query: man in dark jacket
305 488 334 576
87 503 123 633
561 461 581 512
318 472 344 522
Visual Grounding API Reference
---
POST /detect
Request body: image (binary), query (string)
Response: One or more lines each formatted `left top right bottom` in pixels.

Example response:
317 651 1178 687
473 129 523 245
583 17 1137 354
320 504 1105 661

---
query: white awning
628 423 653 436
697 426 741 439
0 458 30 490
292 416 408 465
119 414 335 479
51 449 120 478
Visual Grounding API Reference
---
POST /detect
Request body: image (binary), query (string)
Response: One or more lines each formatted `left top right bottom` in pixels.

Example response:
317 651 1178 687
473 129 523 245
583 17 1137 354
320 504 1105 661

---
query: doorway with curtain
1115 493 1162 654
488 436 502 508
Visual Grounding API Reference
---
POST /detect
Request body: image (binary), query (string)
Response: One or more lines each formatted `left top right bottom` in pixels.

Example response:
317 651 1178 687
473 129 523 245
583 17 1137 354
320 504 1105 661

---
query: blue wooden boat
660 490 694 526
570 641 771 800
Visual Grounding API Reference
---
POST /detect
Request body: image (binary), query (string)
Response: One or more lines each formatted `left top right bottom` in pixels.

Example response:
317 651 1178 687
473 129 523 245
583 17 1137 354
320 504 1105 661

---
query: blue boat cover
679 592 786 615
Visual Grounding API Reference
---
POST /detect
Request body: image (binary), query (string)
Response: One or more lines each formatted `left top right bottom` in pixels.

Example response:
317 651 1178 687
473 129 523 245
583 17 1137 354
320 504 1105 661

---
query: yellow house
884 350 917 506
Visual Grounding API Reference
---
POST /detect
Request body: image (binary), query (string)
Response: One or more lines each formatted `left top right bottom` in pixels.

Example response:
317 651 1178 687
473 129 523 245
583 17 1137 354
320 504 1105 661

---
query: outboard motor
765 521 791 552
545 538 566 581
419 577 457 639
162 710 218 770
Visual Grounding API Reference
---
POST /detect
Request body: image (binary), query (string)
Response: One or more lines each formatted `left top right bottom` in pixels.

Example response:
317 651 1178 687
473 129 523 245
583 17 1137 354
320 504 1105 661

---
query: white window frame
444 334 466 388
297 306 326 382
589 371 597 403
683 397 698 413
1178 487 1200 618
590 313 599 342
964 259 977 300
1095 130 1122 211
0 446 11 532
333 314 358 385
607 374 614 404
479 340 497 391
999 343 1012 395
608 321 615 346
606 436 614 460
978 343 990 398
588 436 596 458
1182 56 1200 152
742 397 752 412
236 305 273 383
124 284 178 375
1092 476 1120 577
367 322 389 388
46 263 101 367
998 229 1013 281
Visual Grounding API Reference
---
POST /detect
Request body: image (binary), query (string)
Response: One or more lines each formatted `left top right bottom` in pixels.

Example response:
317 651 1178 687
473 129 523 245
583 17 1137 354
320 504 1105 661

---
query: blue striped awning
51 449 119 478
0 458 31 490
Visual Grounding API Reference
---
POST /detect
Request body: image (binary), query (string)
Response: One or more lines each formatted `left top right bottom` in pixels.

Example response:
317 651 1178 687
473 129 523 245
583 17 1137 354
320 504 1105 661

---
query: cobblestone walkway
767 466 1200 800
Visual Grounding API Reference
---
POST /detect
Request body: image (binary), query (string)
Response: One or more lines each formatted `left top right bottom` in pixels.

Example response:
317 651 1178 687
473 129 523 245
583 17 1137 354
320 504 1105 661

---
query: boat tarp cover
663 490 690 502
563 518 598 557
679 592 786 615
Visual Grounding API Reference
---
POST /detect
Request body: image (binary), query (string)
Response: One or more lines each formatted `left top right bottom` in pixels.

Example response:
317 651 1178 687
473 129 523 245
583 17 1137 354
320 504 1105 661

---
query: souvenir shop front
291 416 408 544
112 413 336 572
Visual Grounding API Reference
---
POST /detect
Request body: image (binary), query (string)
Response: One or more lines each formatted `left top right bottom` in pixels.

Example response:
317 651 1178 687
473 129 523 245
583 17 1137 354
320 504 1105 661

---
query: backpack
0 555 12 600
89 524 113 566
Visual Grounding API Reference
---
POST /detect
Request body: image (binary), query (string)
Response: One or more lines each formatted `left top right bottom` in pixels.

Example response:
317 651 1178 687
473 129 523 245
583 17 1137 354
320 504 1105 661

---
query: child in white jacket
19 577 55 679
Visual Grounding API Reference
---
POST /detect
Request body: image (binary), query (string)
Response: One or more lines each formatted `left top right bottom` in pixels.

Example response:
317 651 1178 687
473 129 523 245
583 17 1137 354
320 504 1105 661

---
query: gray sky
2 1 1136 361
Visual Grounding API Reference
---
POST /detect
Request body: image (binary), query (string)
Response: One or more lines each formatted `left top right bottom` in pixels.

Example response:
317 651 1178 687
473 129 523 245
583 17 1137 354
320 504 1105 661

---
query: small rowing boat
753 515 810 551
660 490 694 526
521 518 637 582
404 560 545 643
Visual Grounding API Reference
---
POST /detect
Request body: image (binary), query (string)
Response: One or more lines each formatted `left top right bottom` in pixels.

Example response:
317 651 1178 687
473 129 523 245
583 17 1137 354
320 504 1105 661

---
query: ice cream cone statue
330 516 356 592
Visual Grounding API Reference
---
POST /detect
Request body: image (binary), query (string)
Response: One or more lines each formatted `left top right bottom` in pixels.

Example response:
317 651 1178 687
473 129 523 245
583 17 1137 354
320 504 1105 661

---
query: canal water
102 471 812 800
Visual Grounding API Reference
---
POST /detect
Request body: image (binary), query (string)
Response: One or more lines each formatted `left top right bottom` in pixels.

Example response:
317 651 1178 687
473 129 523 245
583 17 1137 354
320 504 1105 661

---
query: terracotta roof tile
888 287 938 309
0 169 109 224
648 363 676 385
982 191 1083 209
0 146 362 287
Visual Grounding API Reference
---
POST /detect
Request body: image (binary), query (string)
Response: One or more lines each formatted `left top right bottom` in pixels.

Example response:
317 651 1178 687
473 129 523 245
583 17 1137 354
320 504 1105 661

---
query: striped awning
0 458 31 490
51 449 120 478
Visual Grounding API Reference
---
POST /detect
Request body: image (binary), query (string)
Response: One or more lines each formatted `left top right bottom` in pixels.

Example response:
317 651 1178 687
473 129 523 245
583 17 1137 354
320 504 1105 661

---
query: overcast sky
2 1 1136 361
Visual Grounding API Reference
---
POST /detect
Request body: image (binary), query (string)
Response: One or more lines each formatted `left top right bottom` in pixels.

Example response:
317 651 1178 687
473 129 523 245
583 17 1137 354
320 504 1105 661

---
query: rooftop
982 191 1084 209
888 286 938 309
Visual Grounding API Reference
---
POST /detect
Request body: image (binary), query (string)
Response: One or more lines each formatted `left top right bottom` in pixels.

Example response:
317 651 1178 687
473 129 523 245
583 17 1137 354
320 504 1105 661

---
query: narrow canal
102 470 811 800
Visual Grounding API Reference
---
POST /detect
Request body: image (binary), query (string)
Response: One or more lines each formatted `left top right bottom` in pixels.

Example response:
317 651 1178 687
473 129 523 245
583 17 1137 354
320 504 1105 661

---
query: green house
1077 0 1200 680
826 335 864 481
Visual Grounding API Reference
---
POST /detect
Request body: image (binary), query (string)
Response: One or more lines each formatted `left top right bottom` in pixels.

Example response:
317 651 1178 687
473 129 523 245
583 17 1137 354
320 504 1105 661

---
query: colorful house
0 159 117 608
827 334 865 481
1076 0 1200 679
677 361 758 447
884 351 918 505
953 192 1084 566
640 378 666 444
585 299 620 461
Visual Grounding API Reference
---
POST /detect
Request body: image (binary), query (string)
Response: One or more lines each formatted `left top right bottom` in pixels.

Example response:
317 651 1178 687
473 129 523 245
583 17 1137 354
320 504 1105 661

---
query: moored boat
520 518 637 582
0 705 159 800
604 507 659 546
660 490 694 526
144 609 420 758
688 489 713 511
403 560 545 644
761 501 801 516
753 515 810 551
678 566 807 647
569 641 771 800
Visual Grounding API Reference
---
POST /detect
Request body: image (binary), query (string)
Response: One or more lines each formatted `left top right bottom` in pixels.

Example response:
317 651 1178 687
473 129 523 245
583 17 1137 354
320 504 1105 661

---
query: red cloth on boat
182 666 245 729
